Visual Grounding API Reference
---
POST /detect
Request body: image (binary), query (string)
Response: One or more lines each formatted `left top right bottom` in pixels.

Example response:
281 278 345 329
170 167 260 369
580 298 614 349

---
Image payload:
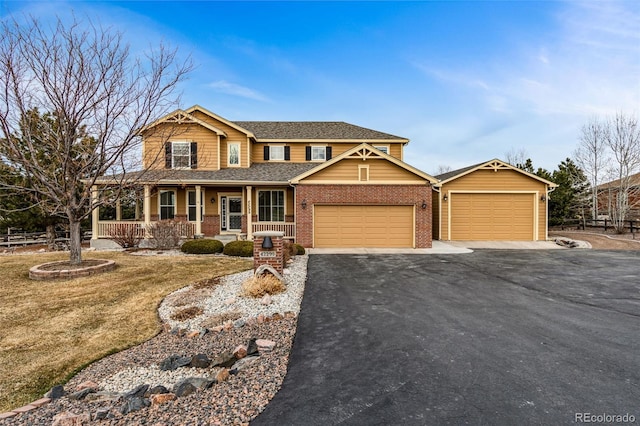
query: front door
221 196 242 232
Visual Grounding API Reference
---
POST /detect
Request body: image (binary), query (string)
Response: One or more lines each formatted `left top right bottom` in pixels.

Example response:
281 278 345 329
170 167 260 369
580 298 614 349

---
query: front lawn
0 251 252 412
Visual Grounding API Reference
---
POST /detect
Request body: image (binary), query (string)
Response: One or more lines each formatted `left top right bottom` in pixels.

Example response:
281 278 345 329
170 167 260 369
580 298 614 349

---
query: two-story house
91 105 437 248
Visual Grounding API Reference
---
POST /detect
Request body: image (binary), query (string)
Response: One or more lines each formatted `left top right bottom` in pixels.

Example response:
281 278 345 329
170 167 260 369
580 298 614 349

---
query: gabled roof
184 105 256 138
434 159 557 187
139 109 228 136
232 121 408 142
290 143 437 184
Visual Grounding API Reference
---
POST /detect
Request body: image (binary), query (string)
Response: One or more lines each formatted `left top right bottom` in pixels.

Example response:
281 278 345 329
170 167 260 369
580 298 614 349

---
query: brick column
253 231 285 274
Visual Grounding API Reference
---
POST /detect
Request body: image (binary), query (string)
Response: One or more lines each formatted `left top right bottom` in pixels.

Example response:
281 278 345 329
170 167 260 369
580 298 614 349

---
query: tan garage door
314 205 414 248
450 193 535 240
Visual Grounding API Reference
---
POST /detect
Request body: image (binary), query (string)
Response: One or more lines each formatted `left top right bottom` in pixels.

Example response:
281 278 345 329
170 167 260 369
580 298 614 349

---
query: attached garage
314 205 414 248
434 160 556 241
291 144 438 248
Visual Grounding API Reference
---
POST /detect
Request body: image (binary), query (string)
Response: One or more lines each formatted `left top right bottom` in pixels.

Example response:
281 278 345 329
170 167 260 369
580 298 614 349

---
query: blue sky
2 1 639 174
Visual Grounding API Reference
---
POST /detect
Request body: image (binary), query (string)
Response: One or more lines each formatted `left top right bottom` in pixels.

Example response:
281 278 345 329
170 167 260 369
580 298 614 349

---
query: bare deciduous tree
434 164 453 176
0 15 192 264
575 117 608 220
602 112 640 232
504 147 529 168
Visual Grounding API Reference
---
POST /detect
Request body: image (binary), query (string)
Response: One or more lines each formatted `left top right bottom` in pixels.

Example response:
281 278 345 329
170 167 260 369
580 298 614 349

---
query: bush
106 223 143 249
294 244 306 255
170 306 203 321
147 220 189 250
223 240 254 257
181 239 224 254
241 274 286 298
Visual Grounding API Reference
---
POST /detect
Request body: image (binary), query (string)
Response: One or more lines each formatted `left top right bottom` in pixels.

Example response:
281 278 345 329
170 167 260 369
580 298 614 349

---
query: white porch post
246 185 253 240
91 185 99 240
115 199 122 221
195 185 202 236
143 185 151 238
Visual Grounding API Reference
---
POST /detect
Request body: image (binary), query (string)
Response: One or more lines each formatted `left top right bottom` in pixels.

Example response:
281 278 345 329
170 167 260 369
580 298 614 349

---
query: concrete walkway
307 240 564 254
307 240 472 254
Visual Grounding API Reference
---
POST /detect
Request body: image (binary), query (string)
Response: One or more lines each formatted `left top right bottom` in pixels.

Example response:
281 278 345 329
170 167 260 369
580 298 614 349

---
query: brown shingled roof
232 121 407 141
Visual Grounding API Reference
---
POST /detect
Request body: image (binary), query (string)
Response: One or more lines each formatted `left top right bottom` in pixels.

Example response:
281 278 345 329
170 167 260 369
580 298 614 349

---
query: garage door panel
314 205 413 248
451 193 534 240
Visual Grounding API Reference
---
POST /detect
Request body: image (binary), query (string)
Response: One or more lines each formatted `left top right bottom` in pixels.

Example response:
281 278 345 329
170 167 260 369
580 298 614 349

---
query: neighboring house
433 159 557 241
91 105 437 248
596 172 640 220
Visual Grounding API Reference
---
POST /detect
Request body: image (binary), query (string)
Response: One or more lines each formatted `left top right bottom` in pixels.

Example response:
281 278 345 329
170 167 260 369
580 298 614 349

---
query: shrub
181 239 224 254
223 240 254 257
147 220 189 250
282 240 294 263
294 244 306 255
170 306 203 321
106 223 143 249
241 274 286 298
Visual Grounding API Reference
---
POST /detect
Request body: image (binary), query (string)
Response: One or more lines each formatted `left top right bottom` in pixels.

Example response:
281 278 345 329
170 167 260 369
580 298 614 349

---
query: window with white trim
159 190 176 220
228 142 240 166
172 142 191 168
187 190 204 222
269 146 285 161
258 190 285 222
311 146 327 161
374 145 389 154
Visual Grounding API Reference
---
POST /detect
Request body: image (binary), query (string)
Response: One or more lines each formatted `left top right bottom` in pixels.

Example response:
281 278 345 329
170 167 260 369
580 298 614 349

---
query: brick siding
295 184 433 248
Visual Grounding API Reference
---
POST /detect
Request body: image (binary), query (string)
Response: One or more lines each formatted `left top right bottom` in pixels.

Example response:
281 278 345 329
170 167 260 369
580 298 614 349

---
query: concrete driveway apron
252 250 640 425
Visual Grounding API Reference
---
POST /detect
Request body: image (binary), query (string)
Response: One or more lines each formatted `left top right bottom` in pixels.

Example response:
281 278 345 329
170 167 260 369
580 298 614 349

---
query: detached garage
433 159 556 241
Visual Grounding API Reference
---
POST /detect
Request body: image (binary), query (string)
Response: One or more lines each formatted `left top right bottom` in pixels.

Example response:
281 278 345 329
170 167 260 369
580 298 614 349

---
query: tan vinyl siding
314 205 414 247
143 123 220 170
439 169 548 241
190 111 250 168
251 142 405 163
302 159 424 182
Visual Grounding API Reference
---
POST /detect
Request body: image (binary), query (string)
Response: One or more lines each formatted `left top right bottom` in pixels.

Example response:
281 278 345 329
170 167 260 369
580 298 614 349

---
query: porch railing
97 221 146 239
252 222 296 239
96 221 196 239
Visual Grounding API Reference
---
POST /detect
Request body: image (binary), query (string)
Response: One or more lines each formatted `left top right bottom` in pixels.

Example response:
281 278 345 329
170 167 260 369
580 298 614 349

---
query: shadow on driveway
253 250 640 425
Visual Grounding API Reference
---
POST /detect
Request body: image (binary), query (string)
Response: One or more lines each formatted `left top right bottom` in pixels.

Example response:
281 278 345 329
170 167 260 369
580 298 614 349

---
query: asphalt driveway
253 250 640 425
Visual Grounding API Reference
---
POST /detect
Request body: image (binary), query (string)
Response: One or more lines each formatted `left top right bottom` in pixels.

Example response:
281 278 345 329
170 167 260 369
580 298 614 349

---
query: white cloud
208 80 269 102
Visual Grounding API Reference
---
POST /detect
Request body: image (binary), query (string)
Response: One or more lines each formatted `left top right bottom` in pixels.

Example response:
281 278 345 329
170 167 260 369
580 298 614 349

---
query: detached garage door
314 205 414 248
450 193 535 240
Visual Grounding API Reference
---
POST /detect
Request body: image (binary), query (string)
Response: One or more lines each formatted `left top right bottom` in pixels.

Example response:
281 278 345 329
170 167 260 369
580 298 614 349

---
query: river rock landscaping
1 255 307 425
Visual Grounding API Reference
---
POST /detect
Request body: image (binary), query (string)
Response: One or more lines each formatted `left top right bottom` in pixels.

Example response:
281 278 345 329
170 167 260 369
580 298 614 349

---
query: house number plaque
259 251 276 258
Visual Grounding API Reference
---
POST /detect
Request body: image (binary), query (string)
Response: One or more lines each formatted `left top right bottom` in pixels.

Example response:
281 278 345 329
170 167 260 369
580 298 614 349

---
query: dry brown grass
0 251 251 412
241 274 286 298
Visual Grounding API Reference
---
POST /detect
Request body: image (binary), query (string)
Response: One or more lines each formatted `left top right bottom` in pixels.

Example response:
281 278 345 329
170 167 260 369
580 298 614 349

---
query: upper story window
374 145 389 154
165 141 197 169
263 145 290 161
228 142 240 166
306 146 332 162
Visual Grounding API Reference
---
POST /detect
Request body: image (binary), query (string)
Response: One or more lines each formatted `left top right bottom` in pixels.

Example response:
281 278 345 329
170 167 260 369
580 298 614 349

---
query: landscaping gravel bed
3 255 308 425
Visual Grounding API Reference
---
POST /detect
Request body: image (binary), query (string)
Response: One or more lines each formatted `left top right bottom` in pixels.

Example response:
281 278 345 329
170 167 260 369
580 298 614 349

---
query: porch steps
214 234 240 245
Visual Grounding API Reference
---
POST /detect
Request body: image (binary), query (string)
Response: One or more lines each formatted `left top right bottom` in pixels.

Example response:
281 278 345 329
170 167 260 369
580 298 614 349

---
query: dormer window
165 141 197 169
306 146 332 162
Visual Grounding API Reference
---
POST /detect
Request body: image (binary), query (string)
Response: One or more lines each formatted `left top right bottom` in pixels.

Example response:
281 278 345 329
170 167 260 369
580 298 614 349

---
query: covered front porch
91 183 296 246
